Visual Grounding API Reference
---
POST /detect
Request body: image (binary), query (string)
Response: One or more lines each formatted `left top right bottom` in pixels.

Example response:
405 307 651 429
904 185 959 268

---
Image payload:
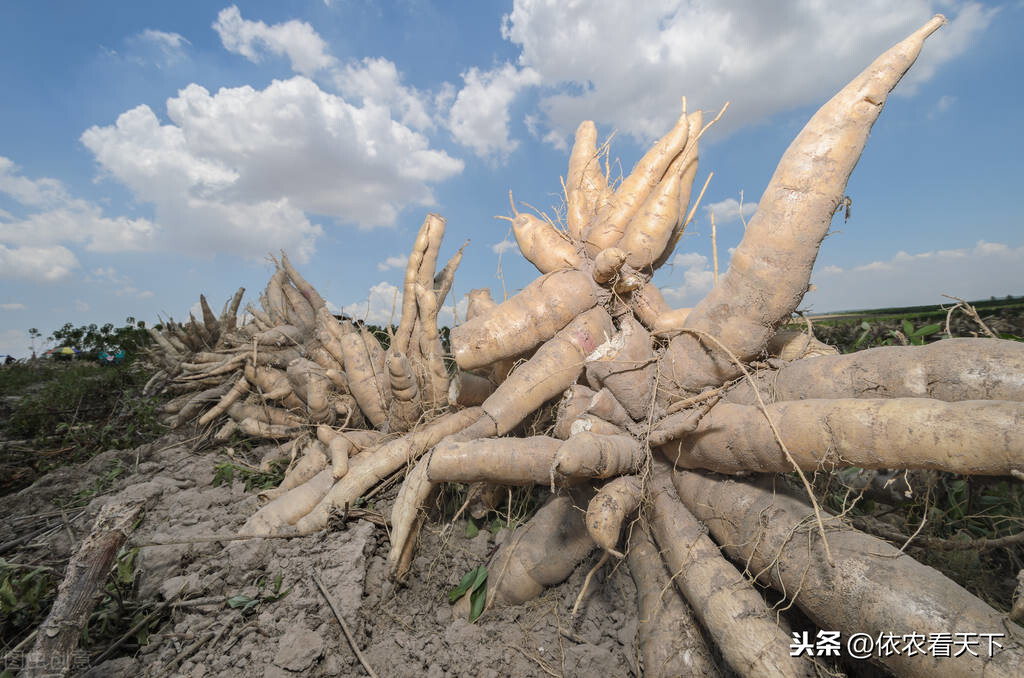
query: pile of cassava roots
143 17 1024 677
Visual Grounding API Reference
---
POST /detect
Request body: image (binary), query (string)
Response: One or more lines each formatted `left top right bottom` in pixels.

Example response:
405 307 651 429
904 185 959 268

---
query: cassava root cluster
145 16 1024 678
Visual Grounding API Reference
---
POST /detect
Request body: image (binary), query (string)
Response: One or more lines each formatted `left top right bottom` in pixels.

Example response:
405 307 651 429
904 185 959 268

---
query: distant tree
27 327 41 355
47 317 151 357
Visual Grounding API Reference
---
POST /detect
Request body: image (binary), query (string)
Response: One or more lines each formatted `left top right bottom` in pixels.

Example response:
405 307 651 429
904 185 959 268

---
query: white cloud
704 196 757 224
89 267 121 283
137 29 191 66
335 58 435 131
0 244 78 282
492 239 518 255
438 294 470 328
376 255 406 272
81 77 463 261
1 303 25 311
502 1 993 145
448 63 541 160
0 157 66 206
662 251 717 305
341 281 402 326
213 5 335 76
338 280 468 328
115 286 155 299
807 240 1024 312
74 300 90 312
671 252 708 270
0 157 158 257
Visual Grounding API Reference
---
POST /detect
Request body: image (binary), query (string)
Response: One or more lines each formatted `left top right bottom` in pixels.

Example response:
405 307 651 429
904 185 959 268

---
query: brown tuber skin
627 524 721 678
675 469 1024 678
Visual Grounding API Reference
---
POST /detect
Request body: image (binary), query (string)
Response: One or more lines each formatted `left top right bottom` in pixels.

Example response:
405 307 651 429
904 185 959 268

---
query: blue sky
1 1 1022 356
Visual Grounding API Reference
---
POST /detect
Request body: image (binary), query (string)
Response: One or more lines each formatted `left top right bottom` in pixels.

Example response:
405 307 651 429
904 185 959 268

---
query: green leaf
912 323 942 338
0 578 17 611
469 580 487 623
448 565 487 605
449 569 477 604
902 319 914 336
470 565 487 593
465 517 479 539
226 594 259 612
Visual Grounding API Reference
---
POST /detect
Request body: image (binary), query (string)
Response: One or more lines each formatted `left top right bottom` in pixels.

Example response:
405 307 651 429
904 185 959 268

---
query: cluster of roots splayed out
144 16 1024 677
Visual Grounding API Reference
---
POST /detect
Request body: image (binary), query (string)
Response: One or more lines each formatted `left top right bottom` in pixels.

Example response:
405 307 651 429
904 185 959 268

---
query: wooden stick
23 502 143 678
313 573 378 678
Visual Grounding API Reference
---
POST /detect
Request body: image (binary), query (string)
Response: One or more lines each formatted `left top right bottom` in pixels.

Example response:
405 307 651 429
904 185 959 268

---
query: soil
0 431 642 677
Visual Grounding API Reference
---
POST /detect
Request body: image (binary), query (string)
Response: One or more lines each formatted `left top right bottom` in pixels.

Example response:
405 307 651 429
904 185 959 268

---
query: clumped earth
0 432 644 677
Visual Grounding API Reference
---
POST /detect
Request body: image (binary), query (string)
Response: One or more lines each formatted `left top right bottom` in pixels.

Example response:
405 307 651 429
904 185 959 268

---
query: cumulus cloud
661 251 717 305
341 281 402 326
0 157 158 261
0 157 66 206
806 240 1024 312
337 280 468 328
704 196 757 224
1 303 25 311
0 244 78 282
376 255 406 272
213 5 335 76
74 300 91 312
501 1 994 145
448 63 541 160
335 58 435 131
81 77 463 261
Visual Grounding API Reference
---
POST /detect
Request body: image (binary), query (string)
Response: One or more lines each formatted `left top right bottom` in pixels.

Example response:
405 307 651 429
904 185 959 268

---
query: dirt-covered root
659 16 946 397
626 523 721 678
673 469 1024 678
476 306 613 435
447 370 496 408
511 209 583 274
764 328 838 361
553 432 646 480
425 436 562 486
582 99 691 256
587 475 643 556
658 398 1024 475
450 268 600 371
565 119 608 240
584 316 656 421
387 453 434 582
648 462 816 678
554 384 597 439
486 491 595 608
240 407 485 536
628 282 691 335
724 337 1024 405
